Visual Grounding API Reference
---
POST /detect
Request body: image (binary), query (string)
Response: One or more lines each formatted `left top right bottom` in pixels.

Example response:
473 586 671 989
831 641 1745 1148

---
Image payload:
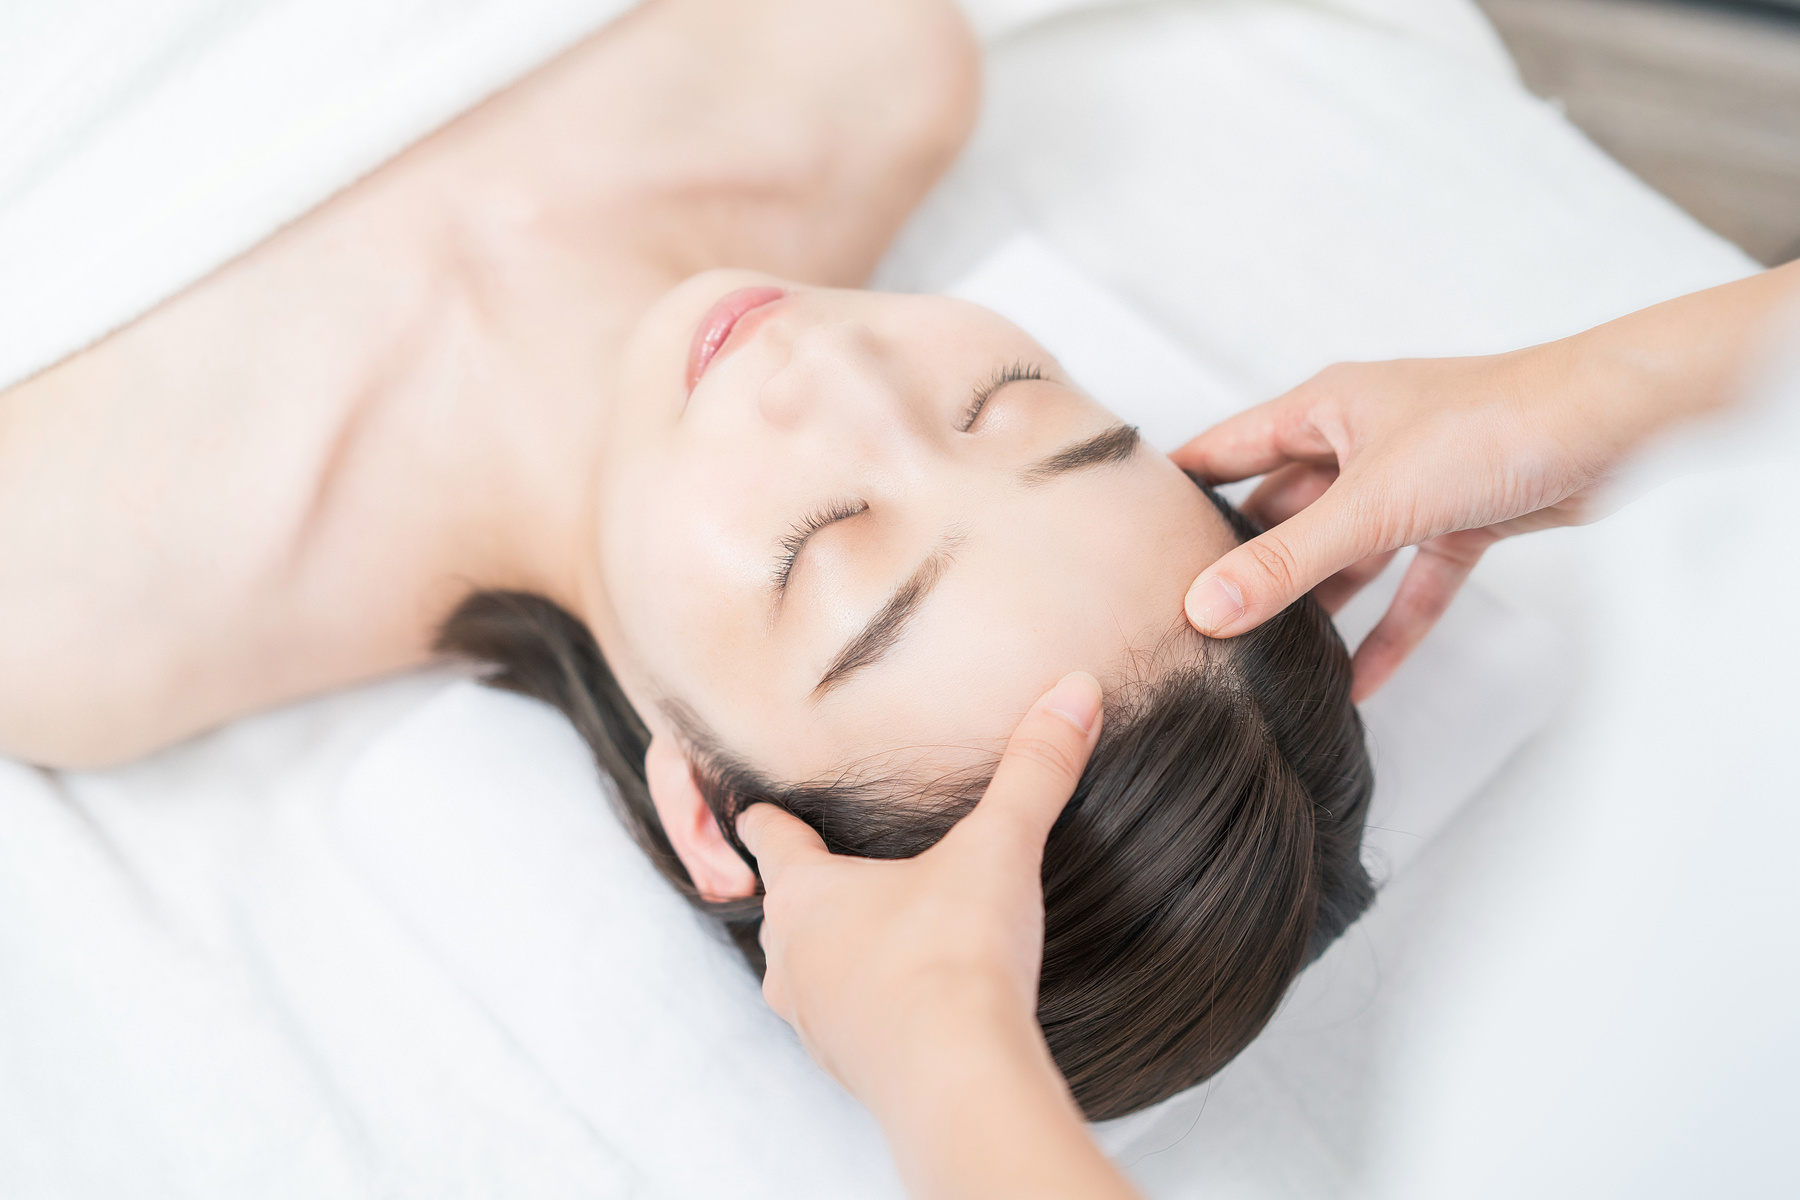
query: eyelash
774 498 868 592
959 361 1044 432
773 362 1043 594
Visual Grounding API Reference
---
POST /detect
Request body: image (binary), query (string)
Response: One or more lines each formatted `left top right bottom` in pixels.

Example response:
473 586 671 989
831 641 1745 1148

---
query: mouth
686 286 787 394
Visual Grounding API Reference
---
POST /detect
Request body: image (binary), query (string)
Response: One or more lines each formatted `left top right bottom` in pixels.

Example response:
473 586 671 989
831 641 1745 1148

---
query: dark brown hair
437 481 1374 1120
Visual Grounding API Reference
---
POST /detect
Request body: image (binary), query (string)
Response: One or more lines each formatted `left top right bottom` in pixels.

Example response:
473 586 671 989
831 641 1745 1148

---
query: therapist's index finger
965 672 1103 851
1186 484 1378 638
736 802 828 886
1170 396 1337 484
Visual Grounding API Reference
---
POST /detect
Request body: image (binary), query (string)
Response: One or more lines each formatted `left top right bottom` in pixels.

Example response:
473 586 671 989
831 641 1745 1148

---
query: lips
686 285 786 393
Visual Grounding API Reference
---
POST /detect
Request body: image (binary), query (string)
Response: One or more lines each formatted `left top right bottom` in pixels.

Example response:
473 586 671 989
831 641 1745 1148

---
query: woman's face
592 269 1236 783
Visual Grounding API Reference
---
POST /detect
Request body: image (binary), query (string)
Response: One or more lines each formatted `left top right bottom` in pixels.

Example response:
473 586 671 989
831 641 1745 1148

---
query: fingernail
1186 576 1244 635
1044 671 1103 734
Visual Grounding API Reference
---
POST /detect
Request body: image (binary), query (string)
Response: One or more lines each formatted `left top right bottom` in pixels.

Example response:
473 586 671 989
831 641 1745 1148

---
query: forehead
691 453 1235 784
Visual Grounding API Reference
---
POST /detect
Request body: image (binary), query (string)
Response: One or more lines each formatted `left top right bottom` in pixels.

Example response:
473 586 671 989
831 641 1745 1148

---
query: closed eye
959 361 1045 432
774 498 868 593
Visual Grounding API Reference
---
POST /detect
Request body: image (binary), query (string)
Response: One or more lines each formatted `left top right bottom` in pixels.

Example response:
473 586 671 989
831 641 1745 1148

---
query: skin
1178 258 1800 696
588 270 1232 899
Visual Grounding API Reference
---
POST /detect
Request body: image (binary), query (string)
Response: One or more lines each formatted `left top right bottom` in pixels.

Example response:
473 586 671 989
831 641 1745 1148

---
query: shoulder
461 0 979 285
0 187 457 767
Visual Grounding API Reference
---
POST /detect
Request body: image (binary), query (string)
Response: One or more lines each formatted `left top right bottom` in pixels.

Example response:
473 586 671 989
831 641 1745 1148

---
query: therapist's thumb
1186 490 1371 638
737 802 829 890
962 672 1104 858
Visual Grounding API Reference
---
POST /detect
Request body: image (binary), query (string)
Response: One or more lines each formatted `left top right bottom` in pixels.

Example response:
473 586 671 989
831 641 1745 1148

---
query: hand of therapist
1176 349 1609 699
1175 261 1800 699
737 671 1141 1200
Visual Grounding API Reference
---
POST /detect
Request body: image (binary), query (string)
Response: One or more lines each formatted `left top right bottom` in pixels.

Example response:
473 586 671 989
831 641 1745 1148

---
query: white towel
0 0 634 387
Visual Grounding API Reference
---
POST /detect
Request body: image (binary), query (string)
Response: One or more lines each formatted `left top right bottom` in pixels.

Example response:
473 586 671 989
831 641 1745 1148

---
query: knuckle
1244 536 1306 600
760 888 794 927
1313 361 1356 390
1309 361 1369 407
1007 730 1085 783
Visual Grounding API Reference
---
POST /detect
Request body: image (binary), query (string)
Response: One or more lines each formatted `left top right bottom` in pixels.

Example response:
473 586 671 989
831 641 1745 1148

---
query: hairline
657 469 1246 796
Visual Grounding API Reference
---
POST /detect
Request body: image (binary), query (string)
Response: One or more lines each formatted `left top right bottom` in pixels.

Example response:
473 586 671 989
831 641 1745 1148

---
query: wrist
1550 262 1800 454
855 972 1051 1126
866 1009 1130 1200
1559 322 1699 452
1499 319 1695 486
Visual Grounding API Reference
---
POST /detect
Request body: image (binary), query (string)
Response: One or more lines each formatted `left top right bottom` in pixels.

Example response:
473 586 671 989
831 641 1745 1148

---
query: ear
644 733 758 901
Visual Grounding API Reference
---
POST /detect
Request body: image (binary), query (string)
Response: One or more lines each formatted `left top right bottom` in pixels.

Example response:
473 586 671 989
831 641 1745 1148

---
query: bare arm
0 169 459 767
1175 259 1800 697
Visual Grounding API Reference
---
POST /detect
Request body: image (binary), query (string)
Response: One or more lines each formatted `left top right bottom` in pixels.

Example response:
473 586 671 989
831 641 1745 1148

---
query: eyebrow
1022 423 1140 484
804 424 1137 700
811 548 953 701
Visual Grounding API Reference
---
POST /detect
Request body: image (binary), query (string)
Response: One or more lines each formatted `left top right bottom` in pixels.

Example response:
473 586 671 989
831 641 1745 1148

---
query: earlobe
644 734 759 901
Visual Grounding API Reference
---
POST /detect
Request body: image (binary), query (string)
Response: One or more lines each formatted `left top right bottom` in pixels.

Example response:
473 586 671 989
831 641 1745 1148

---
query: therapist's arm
737 672 1140 1200
1176 259 1800 698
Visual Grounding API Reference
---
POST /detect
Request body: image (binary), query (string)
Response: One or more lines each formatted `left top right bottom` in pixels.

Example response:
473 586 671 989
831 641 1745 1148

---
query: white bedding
1361 342 1800 1199
0 0 1765 1197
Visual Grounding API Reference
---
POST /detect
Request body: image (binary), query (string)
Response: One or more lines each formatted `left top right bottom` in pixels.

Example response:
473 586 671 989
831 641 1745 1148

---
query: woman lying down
0 0 1373 1122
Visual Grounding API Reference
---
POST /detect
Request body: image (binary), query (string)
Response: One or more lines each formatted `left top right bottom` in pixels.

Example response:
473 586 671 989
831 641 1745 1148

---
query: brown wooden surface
1477 0 1800 265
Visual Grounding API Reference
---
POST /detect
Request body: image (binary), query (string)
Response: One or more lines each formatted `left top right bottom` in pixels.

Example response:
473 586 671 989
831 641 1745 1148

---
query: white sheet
1360 333 1800 1200
0 0 1765 1197
0 673 646 1198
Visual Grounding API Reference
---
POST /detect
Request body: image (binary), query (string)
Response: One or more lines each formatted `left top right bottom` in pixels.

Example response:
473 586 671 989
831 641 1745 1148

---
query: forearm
1549 259 1800 452
864 1000 1140 1200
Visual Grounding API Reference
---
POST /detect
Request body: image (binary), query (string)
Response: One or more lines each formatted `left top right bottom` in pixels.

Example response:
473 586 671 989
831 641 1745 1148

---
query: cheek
601 452 783 687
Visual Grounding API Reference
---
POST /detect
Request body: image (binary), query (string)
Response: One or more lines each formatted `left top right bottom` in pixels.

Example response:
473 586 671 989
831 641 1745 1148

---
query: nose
756 320 919 439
